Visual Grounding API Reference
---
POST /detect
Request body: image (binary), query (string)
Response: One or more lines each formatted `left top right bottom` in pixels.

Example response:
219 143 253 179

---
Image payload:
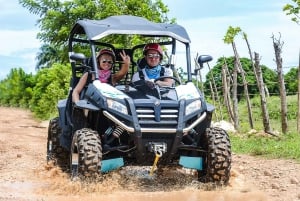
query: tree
35 44 62 70
0 68 35 108
205 57 278 99
29 64 71 119
285 67 298 94
20 0 172 46
19 0 174 68
283 0 300 24
223 26 254 130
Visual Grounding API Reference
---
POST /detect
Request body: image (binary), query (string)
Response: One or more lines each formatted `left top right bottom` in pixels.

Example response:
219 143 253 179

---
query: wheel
47 117 70 170
199 127 231 184
70 128 102 177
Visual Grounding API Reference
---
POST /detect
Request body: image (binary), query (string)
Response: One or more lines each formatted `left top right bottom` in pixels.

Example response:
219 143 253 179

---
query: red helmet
143 43 163 59
96 49 116 62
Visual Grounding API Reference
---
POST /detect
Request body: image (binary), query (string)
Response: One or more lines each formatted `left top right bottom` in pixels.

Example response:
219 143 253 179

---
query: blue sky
163 0 299 74
0 0 299 80
0 0 40 79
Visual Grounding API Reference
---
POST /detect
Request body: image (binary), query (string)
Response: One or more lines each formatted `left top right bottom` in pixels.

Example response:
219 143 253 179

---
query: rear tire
47 117 70 170
70 128 102 177
199 127 231 184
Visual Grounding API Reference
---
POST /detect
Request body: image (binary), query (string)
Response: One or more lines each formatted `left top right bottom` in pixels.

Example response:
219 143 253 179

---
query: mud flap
101 158 124 173
179 156 203 170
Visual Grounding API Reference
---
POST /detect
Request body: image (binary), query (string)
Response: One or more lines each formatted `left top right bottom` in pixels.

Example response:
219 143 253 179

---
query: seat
137 57 147 70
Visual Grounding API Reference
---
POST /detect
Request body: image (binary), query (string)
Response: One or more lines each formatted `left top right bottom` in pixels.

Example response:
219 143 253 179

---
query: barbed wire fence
197 57 299 135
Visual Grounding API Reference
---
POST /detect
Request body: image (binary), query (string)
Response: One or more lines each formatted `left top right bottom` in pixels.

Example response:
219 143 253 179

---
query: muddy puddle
3 162 267 201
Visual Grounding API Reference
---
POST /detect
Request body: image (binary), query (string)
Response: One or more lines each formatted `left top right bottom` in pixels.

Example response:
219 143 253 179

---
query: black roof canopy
70 15 191 44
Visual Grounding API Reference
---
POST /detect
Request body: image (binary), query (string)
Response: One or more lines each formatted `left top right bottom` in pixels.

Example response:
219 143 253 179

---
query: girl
72 49 130 103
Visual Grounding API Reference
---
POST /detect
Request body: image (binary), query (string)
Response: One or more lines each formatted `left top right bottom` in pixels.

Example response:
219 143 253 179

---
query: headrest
137 57 147 69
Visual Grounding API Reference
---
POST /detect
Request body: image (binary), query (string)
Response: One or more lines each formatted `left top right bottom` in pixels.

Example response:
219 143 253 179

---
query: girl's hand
119 50 131 65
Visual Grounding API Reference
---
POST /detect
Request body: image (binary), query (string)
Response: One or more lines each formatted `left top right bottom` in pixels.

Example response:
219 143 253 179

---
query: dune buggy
47 15 231 184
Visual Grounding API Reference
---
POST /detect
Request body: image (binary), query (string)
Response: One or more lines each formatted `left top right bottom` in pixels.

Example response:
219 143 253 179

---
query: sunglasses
147 53 160 59
101 59 114 64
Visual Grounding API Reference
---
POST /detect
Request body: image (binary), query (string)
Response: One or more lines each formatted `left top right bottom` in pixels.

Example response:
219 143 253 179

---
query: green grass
210 95 300 162
237 95 298 133
230 132 300 162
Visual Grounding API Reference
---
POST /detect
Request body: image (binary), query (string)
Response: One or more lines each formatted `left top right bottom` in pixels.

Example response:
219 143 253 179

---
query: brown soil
0 107 299 201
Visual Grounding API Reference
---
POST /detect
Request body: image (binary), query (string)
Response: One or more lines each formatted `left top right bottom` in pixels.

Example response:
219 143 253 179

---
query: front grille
136 107 178 128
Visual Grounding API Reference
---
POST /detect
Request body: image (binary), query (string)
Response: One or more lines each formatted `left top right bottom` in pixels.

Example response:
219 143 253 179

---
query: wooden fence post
232 59 239 131
254 52 274 135
272 34 288 134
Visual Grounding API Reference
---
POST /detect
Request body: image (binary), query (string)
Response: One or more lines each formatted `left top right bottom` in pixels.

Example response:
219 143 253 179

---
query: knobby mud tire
47 117 70 170
200 127 231 185
70 128 102 177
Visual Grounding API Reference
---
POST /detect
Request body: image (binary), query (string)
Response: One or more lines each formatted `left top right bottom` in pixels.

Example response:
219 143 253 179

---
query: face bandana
145 65 161 79
98 69 111 83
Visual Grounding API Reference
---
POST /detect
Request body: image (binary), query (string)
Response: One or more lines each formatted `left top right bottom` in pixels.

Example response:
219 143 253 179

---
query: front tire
70 128 102 177
47 117 70 170
199 127 231 184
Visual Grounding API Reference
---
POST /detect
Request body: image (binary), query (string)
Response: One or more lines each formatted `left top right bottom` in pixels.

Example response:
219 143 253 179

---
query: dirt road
0 107 299 201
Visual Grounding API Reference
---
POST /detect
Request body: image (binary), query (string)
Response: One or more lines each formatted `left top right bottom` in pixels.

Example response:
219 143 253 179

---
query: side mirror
70 53 87 61
197 55 213 69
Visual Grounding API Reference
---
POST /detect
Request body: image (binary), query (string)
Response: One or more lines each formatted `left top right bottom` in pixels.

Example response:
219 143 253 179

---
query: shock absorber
183 128 199 145
106 125 124 144
112 125 124 138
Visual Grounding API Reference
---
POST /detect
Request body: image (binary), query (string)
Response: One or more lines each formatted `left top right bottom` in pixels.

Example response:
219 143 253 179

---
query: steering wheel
154 76 181 86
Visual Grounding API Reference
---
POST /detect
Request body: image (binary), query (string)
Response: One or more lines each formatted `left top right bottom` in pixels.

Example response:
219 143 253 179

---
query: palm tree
35 44 60 70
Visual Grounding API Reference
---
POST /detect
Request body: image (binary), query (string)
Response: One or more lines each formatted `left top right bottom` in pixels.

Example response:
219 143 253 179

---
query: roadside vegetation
226 95 300 162
230 132 300 162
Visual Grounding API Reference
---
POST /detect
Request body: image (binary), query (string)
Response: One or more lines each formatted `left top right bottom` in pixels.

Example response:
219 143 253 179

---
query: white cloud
0 29 40 79
0 0 23 13
162 0 299 78
0 1 40 79
174 10 300 75
0 0 299 81
0 29 40 56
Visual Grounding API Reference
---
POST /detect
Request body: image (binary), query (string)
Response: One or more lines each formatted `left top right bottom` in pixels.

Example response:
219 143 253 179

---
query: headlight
107 99 128 115
185 100 201 116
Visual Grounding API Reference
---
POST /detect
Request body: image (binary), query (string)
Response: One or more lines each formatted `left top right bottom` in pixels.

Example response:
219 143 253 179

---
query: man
131 43 173 87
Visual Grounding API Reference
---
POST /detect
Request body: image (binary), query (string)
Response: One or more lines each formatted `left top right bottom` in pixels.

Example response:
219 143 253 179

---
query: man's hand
145 80 155 89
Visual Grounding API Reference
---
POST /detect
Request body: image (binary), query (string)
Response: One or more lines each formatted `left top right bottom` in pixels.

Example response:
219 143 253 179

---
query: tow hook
148 142 167 175
148 142 167 153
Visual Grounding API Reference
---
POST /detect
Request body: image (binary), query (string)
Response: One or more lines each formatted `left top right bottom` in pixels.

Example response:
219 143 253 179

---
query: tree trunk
231 42 254 129
272 35 288 134
244 33 259 89
222 64 234 123
254 52 272 134
232 59 239 131
207 63 223 120
209 81 219 121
